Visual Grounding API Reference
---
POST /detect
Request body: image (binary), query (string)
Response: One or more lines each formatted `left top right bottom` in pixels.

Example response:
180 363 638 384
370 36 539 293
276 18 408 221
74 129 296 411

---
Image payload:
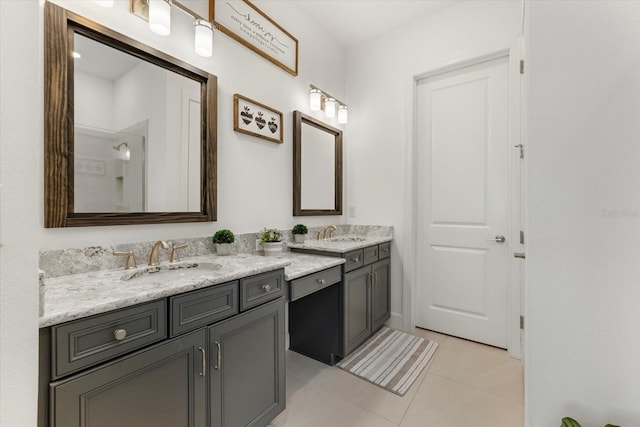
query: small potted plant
292 224 308 243
562 417 619 427
260 228 283 256
212 229 235 256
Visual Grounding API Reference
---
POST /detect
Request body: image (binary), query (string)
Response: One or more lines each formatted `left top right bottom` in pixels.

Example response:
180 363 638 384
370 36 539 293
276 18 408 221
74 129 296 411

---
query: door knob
486 235 506 243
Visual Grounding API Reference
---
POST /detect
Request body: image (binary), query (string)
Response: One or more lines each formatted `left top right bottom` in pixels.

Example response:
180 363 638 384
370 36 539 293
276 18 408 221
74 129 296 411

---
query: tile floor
271 328 523 427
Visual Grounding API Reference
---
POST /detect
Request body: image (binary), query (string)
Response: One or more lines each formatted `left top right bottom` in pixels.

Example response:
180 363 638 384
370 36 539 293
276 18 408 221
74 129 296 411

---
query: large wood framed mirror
44 2 217 227
293 111 343 216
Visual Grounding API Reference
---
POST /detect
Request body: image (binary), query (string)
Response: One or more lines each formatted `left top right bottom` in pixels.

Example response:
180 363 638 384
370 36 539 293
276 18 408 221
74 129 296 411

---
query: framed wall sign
211 0 298 76
233 94 283 144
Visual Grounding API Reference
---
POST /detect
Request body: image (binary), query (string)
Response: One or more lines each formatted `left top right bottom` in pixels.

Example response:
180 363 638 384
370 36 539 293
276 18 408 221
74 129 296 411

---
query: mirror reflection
74 33 202 213
300 124 335 210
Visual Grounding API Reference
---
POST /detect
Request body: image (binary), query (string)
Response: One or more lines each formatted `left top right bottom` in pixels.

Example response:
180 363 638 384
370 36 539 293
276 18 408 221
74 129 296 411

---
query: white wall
0 0 346 424
75 71 115 130
344 1 522 323
0 1 41 425
526 1 640 426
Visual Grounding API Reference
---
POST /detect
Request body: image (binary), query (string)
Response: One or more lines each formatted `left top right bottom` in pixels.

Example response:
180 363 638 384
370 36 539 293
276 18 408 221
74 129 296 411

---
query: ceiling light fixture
309 84 348 124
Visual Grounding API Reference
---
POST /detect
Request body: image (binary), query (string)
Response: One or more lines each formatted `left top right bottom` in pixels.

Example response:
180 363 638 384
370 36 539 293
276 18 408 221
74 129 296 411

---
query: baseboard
386 312 404 330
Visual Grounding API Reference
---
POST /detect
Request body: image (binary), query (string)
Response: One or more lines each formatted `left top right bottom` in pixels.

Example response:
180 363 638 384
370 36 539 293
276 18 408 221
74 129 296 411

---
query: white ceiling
295 0 461 48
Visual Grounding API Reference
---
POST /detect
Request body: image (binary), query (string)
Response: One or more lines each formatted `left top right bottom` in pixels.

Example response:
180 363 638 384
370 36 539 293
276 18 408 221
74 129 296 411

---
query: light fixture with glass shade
149 0 171 36
93 0 114 7
194 19 213 57
337 105 348 124
131 0 216 57
309 88 322 111
324 98 336 118
309 84 348 124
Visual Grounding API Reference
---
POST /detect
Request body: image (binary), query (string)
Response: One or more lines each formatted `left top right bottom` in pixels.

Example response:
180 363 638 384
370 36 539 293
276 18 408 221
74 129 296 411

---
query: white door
415 55 511 348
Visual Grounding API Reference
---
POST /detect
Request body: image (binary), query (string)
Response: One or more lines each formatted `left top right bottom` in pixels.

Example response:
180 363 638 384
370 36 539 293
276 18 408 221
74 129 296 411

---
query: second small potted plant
292 224 308 243
261 228 283 256
212 229 235 256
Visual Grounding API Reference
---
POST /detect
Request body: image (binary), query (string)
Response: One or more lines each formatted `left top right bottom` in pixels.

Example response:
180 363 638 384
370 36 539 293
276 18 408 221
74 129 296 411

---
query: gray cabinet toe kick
39 268 286 427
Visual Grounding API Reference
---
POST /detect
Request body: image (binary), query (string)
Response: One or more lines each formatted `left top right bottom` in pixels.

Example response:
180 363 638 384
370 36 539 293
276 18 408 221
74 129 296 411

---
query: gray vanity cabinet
343 266 372 355
343 246 391 355
50 328 207 427
209 297 285 427
371 257 391 331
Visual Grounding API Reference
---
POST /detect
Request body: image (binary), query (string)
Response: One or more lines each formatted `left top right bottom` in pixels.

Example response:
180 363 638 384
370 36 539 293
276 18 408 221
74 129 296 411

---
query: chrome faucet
321 225 337 240
148 240 168 266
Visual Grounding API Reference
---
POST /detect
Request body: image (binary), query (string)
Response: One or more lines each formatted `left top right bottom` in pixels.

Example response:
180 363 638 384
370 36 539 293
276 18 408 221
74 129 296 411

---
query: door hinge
520 315 525 329
514 252 526 259
520 59 524 74
514 144 524 159
519 230 525 245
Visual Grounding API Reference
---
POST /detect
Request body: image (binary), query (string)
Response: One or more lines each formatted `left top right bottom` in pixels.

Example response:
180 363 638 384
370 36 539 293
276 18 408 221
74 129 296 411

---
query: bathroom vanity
38 256 289 427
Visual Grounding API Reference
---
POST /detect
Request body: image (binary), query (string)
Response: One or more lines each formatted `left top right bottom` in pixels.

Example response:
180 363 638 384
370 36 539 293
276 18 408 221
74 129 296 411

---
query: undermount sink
120 262 221 282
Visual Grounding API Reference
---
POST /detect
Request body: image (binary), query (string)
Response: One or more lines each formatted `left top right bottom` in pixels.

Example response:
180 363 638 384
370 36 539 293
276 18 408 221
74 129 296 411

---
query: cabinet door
51 328 207 427
209 298 285 427
372 258 391 331
343 266 372 355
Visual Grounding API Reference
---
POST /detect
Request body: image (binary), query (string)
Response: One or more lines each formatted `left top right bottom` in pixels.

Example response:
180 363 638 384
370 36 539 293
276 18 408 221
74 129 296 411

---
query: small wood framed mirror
293 111 343 216
44 2 217 227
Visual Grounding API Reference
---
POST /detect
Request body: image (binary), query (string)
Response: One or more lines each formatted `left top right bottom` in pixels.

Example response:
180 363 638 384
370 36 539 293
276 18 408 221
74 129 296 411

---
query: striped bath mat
336 327 438 396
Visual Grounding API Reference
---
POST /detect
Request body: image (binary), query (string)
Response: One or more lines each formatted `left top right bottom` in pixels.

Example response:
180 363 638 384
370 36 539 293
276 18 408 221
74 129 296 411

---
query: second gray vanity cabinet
50 328 207 427
343 266 372 355
209 297 285 427
371 258 391 331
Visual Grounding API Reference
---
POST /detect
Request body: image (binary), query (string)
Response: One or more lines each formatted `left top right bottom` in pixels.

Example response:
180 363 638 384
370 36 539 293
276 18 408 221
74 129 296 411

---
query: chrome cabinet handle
214 341 221 370
198 347 206 377
262 284 271 292
382 248 389 253
486 235 506 243
113 329 127 341
318 279 326 285
350 257 360 263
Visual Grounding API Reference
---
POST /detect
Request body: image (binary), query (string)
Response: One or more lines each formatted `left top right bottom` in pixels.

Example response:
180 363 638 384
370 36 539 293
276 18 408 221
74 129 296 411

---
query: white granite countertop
287 235 392 254
275 252 345 281
40 252 348 328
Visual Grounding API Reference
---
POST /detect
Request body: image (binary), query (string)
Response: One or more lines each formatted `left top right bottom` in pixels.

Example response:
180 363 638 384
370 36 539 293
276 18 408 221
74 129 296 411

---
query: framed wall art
211 0 298 76
233 94 283 144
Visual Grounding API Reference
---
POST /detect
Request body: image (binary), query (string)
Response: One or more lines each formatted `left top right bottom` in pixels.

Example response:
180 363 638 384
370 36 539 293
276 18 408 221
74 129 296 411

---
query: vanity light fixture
93 0 114 7
148 0 171 36
337 105 348 124
113 142 131 161
72 51 82 59
309 88 322 111
309 84 348 123
131 0 214 57
194 19 213 57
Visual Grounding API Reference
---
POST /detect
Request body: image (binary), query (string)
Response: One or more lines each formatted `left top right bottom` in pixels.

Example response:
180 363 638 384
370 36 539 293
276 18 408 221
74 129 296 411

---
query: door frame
402 38 524 359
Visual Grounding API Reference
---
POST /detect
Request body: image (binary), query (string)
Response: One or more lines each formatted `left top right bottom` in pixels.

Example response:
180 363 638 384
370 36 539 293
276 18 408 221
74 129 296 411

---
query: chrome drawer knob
114 329 127 341
318 279 326 285
262 284 271 292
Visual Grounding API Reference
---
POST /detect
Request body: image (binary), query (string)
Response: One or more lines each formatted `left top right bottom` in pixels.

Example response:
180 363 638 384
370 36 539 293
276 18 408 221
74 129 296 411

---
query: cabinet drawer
290 265 342 302
343 249 364 272
363 245 379 265
52 300 166 379
379 242 391 259
170 281 238 337
240 269 284 311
